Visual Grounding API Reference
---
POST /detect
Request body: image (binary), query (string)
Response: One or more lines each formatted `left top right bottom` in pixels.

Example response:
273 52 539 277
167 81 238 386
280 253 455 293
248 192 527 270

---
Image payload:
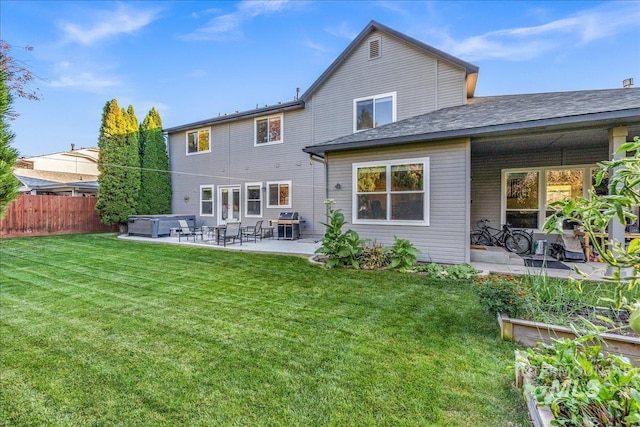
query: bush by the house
474 274 532 318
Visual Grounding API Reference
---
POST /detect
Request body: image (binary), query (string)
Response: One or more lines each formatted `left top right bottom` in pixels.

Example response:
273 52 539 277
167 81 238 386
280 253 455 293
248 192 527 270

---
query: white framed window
502 164 599 230
200 185 214 216
245 182 262 217
352 157 429 226
186 128 211 155
267 180 291 208
254 114 283 146
353 92 396 132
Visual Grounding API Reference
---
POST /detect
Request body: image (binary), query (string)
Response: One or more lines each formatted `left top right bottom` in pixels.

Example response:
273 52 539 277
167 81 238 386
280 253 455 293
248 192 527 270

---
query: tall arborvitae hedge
96 99 139 226
138 108 171 214
0 70 19 219
123 105 141 216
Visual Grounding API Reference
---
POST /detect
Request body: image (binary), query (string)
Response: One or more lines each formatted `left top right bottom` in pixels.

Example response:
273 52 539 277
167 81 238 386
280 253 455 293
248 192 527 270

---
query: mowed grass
0 234 529 426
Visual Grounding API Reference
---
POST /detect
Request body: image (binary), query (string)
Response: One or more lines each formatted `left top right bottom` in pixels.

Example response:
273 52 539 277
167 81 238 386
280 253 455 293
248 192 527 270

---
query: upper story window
186 128 211 155
353 157 429 226
255 114 283 146
267 180 291 208
354 92 396 132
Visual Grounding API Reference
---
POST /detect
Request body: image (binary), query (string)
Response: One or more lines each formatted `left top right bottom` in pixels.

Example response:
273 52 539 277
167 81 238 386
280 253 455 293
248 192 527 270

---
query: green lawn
0 234 529 426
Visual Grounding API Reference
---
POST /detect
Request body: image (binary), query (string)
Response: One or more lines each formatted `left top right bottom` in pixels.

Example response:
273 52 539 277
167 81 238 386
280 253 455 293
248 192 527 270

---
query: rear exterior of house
166 20 640 264
164 21 478 240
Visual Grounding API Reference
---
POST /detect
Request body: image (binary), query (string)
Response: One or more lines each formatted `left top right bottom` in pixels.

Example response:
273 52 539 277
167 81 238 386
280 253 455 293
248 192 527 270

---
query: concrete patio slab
118 234 612 281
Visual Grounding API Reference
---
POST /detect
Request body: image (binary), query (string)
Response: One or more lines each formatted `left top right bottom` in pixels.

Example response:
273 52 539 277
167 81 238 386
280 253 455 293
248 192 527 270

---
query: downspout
308 152 326 236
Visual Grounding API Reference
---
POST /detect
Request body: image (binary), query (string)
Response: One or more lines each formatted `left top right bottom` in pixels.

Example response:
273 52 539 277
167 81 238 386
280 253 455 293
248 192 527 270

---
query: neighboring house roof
164 20 479 135
304 88 640 156
14 169 99 192
299 20 479 101
15 147 100 175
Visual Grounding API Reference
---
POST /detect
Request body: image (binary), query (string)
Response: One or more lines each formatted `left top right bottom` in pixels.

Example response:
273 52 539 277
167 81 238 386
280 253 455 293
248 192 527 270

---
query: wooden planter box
515 364 555 427
498 313 640 366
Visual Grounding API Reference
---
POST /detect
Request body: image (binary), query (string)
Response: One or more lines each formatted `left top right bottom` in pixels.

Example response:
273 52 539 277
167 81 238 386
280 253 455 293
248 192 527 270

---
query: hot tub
127 214 196 238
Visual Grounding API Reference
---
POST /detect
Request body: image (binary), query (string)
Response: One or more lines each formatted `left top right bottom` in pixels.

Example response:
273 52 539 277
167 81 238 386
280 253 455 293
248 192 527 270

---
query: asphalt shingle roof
14 169 99 190
304 88 640 155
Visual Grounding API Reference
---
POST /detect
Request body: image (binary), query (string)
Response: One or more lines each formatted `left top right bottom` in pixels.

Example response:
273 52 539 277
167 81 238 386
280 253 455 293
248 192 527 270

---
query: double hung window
245 183 262 217
354 92 396 132
353 158 429 225
186 128 210 154
200 185 214 216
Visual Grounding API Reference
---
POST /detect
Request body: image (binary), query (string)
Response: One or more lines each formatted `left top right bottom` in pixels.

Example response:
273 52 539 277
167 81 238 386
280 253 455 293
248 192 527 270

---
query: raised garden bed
498 313 640 366
514 365 555 427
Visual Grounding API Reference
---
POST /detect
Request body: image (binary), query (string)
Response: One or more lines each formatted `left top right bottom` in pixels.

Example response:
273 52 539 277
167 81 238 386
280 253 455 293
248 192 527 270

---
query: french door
218 186 241 224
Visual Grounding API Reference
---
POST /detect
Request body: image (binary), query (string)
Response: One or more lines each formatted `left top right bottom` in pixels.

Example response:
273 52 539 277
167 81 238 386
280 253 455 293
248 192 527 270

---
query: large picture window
353 158 429 225
353 92 396 132
503 166 595 229
200 185 214 216
245 183 262 217
186 128 211 154
255 114 283 146
267 181 291 208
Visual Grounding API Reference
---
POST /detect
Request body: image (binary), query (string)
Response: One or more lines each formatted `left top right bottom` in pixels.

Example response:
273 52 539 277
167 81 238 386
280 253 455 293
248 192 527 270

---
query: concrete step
470 246 525 265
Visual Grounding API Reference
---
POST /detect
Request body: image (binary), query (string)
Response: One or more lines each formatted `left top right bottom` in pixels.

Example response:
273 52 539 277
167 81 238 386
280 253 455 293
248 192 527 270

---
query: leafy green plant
414 262 444 276
516 334 640 426
474 274 532 318
386 236 420 271
544 136 640 329
414 262 478 280
355 241 391 270
316 200 363 268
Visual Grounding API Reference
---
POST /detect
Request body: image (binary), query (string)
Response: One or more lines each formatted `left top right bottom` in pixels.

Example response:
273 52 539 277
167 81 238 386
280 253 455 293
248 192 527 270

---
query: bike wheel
471 231 491 246
504 231 531 254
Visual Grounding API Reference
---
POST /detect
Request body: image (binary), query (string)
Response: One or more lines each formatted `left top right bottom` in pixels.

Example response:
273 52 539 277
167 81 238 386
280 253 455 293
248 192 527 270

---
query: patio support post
606 126 628 276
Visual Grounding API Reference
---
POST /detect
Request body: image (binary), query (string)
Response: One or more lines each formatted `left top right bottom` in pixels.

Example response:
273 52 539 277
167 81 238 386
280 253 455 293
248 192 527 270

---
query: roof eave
164 101 305 134
304 109 640 156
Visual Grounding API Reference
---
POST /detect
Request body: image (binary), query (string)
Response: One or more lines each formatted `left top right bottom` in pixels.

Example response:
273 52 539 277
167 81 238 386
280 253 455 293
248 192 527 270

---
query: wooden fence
0 194 118 238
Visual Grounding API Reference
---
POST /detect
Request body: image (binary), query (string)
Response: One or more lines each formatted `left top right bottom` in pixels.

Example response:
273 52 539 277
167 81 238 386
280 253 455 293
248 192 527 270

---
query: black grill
277 212 300 240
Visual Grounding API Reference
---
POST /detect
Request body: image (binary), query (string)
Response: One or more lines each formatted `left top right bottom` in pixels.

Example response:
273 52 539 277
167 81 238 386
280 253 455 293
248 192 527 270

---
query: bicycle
470 219 532 254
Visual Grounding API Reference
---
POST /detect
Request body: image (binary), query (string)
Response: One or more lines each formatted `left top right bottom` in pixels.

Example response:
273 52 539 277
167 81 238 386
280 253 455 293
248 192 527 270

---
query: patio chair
220 222 242 246
242 220 263 243
548 232 586 262
177 219 203 242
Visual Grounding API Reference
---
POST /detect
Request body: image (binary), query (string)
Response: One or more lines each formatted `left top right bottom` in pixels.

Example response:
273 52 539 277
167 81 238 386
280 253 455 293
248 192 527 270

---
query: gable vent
369 38 380 60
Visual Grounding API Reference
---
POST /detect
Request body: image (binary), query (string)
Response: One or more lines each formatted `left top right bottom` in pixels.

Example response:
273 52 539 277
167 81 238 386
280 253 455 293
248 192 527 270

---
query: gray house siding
168 107 326 234
309 29 467 147
326 139 470 264
168 27 469 237
470 144 609 229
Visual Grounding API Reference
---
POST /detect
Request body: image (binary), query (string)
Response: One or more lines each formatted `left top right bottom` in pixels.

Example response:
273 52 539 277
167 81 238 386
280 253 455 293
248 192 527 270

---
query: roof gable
299 20 479 101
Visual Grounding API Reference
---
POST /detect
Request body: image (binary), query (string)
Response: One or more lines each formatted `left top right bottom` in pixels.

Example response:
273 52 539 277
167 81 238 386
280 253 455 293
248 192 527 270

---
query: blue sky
3 0 639 157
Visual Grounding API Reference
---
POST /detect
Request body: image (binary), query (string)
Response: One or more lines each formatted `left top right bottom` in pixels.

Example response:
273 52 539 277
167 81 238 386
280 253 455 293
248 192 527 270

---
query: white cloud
49 72 121 92
324 22 358 41
59 4 161 45
300 39 330 55
183 0 291 41
442 1 640 62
